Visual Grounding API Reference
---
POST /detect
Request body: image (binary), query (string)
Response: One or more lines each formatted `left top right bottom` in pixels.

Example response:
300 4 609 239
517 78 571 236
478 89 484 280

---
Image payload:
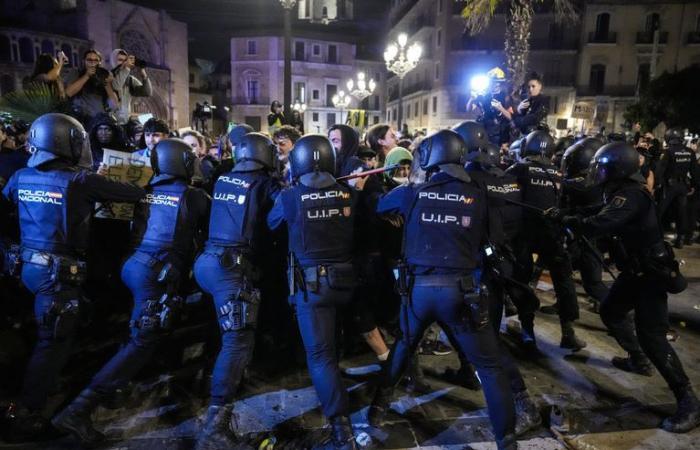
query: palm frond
461 0 501 34
0 82 65 122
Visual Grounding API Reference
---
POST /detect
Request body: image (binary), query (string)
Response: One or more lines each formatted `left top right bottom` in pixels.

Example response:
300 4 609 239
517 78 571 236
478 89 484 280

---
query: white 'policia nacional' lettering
18 189 63 205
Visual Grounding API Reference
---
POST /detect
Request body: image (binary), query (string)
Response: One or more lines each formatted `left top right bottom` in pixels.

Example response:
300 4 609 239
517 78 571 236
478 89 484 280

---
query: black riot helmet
150 138 196 183
561 137 603 178
452 120 487 153
27 113 87 168
418 129 465 170
466 140 501 168
588 142 640 186
289 134 336 178
664 127 684 145
228 123 255 149
521 130 555 158
234 132 276 171
508 136 524 162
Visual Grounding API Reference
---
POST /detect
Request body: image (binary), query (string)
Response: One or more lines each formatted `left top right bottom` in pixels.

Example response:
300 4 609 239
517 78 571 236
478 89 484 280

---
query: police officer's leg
673 187 689 248
686 192 699 243
511 240 537 346
52 255 165 444
598 272 652 375
12 263 80 437
434 284 516 449
193 252 255 450
632 276 700 432
578 246 609 310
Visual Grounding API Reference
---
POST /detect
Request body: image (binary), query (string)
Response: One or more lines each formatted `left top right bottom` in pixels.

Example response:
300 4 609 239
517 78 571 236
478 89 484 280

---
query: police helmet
588 142 640 186
228 123 255 148
508 137 524 162
665 128 684 145
289 134 336 178
452 120 487 153
561 137 604 178
150 138 196 183
418 129 465 170
521 130 555 158
234 132 276 171
555 136 575 156
27 113 87 168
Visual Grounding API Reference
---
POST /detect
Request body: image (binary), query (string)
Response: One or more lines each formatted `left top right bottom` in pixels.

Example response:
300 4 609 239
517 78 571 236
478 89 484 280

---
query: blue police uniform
267 176 358 420
375 170 515 445
86 178 209 395
1 162 145 412
194 169 280 407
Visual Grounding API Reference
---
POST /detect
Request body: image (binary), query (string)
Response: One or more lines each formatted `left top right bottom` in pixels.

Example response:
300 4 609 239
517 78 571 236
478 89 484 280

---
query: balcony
576 85 637 97
587 32 617 44
388 80 432 101
687 32 700 44
636 31 668 45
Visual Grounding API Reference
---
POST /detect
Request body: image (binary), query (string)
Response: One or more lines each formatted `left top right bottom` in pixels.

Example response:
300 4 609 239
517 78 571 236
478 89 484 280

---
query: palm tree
461 0 577 93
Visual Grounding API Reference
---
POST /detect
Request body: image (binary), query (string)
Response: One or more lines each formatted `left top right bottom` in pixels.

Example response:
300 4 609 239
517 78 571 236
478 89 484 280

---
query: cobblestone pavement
3 247 700 450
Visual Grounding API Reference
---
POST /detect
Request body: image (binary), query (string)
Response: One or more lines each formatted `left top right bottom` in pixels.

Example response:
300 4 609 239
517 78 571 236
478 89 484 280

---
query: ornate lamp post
346 72 377 102
279 0 297 123
332 90 351 124
291 100 307 113
384 33 422 130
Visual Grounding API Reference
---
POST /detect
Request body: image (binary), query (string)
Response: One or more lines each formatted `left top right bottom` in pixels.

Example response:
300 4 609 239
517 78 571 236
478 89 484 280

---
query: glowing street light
384 33 422 130
346 72 377 101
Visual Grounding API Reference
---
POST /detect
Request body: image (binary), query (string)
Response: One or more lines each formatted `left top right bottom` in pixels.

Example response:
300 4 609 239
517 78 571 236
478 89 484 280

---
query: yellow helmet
486 67 506 82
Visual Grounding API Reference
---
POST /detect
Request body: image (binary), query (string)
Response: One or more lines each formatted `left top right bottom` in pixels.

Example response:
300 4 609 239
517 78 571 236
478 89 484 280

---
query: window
41 39 54 56
0 74 14 95
435 62 440 80
549 96 559 114
326 84 337 107
19 37 34 63
392 108 397 121
432 96 437 113
437 29 442 47
595 13 610 39
295 41 305 60
438 0 442 13
637 63 651 92
326 112 336 129
373 115 380 125
423 99 428 115
312 89 320 100
386 110 391 121
312 112 319 122
247 80 259 104
0 35 12 61
294 82 306 102
247 40 257 55
415 101 419 117
645 13 660 33
373 96 379 110
313 44 320 56
328 44 337 64
407 104 411 118
589 64 606 94
244 116 261 131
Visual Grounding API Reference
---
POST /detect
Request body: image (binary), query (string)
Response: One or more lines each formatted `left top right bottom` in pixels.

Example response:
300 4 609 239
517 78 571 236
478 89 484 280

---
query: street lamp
346 72 377 102
384 33 422 130
279 0 297 124
292 100 307 113
332 90 351 124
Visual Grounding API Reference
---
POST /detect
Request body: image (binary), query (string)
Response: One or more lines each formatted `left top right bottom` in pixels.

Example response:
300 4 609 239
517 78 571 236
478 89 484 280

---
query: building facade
0 0 190 128
229 33 385 134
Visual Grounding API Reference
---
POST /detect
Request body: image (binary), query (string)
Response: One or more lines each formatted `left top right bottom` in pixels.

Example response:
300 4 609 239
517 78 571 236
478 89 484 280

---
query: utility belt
206 246 259 282
218 284 261 331
19 248 87 285
3 243 21 278
130 292 183 332
289 256 356 300
623 241 687 294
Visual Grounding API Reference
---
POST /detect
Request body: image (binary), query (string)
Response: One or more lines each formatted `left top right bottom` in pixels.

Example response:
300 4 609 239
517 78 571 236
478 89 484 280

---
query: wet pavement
2 246 700 450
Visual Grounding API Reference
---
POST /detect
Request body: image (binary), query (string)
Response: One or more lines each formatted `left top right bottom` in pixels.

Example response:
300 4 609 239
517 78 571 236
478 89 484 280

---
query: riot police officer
655 128 699 248
368 129 517 450
52 138 210 445
506 130 586 351
193 132 281 450
267 135 360 450
561 142 700 433
455 120 541 435
204 123 256 194
558 138 609 311
0 113 145 439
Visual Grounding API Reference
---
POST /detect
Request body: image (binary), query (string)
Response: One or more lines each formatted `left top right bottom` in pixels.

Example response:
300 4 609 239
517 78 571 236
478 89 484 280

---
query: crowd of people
1 61 700 450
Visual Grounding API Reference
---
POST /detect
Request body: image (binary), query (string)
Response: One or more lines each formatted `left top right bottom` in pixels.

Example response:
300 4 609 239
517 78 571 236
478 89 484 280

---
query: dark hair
270 100 282 112
32 53 55 78
272 125 302 143
366 124 391 153
143 117 170 134
526 72 543 85
83 48 102 62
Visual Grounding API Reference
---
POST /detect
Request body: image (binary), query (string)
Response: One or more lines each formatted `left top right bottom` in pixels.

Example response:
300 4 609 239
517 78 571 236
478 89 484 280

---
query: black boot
520 317 538 354
443 363 481 391
559 321 586 351
51 388 105 445
367 386 393 427
539 303 559 315
403 355 430 393
497 432 518 450
662 387 700 433
673 236 684 250
514 390 541 435
611 354 653 376
312 416 357 450
195 404 249 450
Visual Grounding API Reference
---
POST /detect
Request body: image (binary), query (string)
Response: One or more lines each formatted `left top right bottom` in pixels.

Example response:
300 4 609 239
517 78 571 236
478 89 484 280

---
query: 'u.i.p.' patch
610 196 627 208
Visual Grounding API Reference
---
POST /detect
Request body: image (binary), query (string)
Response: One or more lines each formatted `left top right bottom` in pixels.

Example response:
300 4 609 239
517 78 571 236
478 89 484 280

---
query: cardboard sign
96 149 152 220
571 101 595 120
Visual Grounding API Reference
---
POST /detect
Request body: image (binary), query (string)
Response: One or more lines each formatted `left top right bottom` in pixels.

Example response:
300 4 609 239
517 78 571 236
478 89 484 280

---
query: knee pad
218 287 261 332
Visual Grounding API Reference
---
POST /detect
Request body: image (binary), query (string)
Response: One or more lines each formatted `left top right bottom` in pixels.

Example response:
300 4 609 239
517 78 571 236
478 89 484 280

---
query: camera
134 58 147 69
94 67 110 83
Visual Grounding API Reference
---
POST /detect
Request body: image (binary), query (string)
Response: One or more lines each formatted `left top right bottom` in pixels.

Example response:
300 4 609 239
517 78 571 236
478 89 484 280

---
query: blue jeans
293 278 353 419
88 252 166 394
380 275 515 442
194 250 255 406
19 262 81 411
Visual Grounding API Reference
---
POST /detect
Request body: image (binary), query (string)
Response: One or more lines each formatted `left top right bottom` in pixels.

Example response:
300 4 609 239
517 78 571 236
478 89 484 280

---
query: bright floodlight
397 33 408 47
470 74 490 95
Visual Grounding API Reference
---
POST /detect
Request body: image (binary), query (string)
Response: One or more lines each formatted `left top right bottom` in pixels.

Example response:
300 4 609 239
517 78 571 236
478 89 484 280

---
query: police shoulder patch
610 196 627 208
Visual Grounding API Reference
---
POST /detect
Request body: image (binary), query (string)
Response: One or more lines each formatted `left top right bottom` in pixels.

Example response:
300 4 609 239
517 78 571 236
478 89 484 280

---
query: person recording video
65 49 119 126
512 72 549 135
467 67 514 146
109 49 153 125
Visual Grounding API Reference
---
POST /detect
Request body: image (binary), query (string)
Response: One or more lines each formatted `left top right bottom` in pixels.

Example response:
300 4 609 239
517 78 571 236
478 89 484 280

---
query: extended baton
336 164 399 181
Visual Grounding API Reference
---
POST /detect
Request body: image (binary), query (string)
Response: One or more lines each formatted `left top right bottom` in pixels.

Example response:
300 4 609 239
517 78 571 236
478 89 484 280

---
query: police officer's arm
267 192 287 230
376 184 413 217
81 172 146 203
578 190 641 237
193 189 212 249
654 151 668 188
1 171 19 206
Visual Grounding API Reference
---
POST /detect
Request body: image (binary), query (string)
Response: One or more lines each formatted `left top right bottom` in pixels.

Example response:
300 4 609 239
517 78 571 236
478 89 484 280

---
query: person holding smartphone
65 49 119 126
29 51 69 99
109 49 153 125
